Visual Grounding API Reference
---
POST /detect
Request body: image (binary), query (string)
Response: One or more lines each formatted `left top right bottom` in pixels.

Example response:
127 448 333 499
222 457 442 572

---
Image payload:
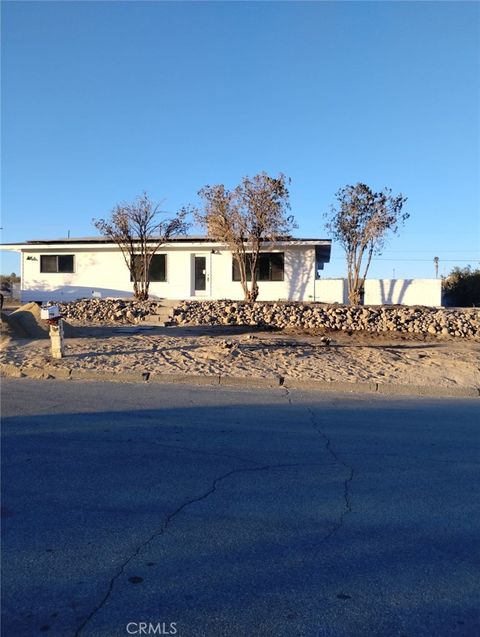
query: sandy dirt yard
1 321 479 388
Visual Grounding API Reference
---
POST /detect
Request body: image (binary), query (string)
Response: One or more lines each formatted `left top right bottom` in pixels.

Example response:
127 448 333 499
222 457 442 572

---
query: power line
374 251 480 254
329 258 479 262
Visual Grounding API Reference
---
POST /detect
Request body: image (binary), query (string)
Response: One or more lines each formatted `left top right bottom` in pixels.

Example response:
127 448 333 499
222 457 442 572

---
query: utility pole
434 256 439 279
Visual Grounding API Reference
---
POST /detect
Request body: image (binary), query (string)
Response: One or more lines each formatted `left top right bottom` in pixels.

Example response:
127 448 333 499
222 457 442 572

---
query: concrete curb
69 369 147 383
220 375 281 389
149 373 220 386
285 379 377 394
1 363 478 398
375 382 479 398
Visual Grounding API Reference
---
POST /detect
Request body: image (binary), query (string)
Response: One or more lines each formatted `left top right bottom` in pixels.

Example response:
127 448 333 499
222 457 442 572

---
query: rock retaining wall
58 299 161 323
173 301 480 338
55 298 480 337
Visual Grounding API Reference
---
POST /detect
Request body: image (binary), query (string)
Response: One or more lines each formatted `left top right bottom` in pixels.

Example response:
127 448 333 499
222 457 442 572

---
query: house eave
2 237 332 251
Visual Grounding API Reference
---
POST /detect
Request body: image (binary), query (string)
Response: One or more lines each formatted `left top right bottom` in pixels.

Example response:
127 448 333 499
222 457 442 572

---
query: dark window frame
40 255 75 273
130 253 167 283
232 252 284 282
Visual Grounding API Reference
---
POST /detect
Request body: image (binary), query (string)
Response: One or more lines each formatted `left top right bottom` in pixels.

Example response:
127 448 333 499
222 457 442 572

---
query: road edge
1 363 479 398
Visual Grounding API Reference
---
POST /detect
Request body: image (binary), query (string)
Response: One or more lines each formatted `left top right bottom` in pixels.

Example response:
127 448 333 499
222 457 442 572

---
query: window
130 254 166 282
149 254 166 282
40 255 74 273
232 253 284 282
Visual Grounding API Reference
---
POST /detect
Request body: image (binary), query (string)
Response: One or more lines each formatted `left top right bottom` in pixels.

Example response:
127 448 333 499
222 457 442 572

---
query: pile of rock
58 299 162 324
172 301 480 338
51 298 480 337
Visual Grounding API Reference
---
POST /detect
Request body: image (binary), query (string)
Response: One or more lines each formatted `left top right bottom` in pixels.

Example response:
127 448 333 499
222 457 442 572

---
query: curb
149 373 220 386
284 379 377 394
1 363 478 399
69 369 147 383
220 375 281 389
374 383 479 398
286 380 479 398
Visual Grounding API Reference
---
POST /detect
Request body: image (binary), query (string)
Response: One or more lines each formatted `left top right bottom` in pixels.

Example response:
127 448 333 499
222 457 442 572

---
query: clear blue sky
2 0 479 279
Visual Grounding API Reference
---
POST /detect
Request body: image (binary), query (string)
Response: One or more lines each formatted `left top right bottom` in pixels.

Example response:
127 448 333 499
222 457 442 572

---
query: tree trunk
245 283 258 302
348 259 362 306
235 253 250 301
249 282 259 302
132 278 140 300
348 287 361 305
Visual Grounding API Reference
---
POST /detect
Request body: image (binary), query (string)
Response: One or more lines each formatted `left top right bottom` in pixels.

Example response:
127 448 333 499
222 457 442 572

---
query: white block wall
364 279 442 306
315 278 442 306
314 279 348 304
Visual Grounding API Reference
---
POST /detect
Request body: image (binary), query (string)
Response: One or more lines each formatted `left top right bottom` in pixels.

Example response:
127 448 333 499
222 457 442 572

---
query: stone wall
55 298 480 337
58 299 160 323
173 300 480 338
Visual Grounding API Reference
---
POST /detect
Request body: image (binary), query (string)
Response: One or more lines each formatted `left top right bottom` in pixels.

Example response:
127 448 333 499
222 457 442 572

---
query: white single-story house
1 236 332 303
1 236 443 306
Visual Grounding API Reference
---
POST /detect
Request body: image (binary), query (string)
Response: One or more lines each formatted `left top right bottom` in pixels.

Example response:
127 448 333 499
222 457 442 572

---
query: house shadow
2 399 479 637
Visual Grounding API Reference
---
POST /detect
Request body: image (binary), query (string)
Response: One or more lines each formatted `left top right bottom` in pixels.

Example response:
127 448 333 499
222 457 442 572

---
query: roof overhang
1 237 332 251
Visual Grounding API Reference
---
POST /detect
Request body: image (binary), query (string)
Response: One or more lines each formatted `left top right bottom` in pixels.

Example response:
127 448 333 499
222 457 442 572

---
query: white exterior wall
17 244 442 306
314 278 441 306
19 245 318 303
364 279 442 306
211 246 316 302
22 248 135 302
314 279 348 304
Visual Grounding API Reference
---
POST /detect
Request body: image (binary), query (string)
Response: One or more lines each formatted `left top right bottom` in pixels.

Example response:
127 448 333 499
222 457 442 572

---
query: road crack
307 405 354 541
73 461 304 636
282 385 293 405
308 405 354 543
74 388 353 635
282 387 354 543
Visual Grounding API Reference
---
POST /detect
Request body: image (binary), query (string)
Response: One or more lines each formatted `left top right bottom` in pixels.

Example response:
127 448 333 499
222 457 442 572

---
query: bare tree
325 183 408 305
93 193 188 300
194 172 295 301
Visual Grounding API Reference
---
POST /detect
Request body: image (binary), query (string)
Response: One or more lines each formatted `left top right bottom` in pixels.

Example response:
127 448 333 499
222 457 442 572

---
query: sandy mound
2 303 75 339
1 315 18 346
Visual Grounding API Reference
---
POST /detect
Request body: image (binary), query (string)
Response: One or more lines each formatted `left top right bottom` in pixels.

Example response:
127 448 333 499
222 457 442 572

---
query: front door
194 256 207 293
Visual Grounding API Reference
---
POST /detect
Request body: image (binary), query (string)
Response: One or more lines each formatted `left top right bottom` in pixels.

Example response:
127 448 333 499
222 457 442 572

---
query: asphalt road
1 378 479 637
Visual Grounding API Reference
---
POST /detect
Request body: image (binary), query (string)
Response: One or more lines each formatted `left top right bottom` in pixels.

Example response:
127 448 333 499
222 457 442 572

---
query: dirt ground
1 319 479 388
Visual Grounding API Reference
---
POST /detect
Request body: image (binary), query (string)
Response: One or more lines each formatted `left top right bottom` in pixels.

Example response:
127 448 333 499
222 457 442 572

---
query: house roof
1 235 332 248
24 235 213 244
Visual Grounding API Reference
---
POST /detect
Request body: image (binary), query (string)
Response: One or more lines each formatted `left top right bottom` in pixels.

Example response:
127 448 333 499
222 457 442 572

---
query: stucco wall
364 279 442 306
315 279 348 304
22 249 137 302
315 278 442 306
19 246 442 306
20 246 318 303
